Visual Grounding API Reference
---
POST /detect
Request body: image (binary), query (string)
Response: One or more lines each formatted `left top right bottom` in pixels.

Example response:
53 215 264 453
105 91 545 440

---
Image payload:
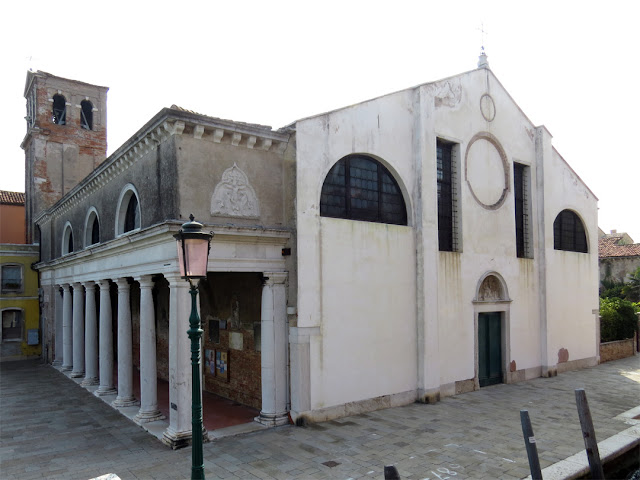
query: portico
39 221 291 448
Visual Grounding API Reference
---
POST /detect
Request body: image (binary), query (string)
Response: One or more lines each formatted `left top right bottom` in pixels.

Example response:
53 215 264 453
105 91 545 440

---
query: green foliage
600 297 639 342
621 266 640 302
600 281 625 300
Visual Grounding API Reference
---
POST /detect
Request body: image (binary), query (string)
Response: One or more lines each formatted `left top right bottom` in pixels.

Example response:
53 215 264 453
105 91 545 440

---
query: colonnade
51 271 289 447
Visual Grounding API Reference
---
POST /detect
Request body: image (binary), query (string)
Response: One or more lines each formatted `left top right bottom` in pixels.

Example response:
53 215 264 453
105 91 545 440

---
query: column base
161 427 209 449
81 376 99 386
134 409 166 424
112 396 139 408
70 370 85 378
94 387 117 397
61 365 72 371
52 359 62 366
256 411 290 427
162 427 192 450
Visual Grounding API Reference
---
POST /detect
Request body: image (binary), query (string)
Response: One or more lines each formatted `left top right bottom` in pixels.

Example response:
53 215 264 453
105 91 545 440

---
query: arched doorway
473 273 511 388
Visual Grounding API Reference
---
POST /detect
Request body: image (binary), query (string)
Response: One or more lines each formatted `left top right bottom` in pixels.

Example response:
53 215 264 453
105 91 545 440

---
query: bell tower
22 71 108 243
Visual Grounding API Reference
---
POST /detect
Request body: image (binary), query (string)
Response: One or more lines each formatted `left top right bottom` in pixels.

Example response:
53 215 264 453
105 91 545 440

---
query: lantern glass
176 236 210 279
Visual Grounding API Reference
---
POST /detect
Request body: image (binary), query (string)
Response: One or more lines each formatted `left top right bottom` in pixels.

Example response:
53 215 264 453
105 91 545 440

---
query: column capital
263 271 288 286
82 280 96 288
114 277 130 290
136 275 155 288
71 281 84 290
61 283 72 291
165 273 190 287
98 279 111 290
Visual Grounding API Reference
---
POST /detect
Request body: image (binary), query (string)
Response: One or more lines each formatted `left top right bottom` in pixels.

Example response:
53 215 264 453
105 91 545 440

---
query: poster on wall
215 349 230 382
205 349 215 375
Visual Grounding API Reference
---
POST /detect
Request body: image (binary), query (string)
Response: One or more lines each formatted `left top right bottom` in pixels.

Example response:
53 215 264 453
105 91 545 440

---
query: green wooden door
478 312 502 387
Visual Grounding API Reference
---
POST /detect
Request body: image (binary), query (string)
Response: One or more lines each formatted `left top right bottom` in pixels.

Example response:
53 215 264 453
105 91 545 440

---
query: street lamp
174 214 213 480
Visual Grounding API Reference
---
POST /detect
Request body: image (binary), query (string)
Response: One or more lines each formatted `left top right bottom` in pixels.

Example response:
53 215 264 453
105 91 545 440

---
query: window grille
320 155 407 225
553 210 587 253
514 163 531 258
437 140 458 251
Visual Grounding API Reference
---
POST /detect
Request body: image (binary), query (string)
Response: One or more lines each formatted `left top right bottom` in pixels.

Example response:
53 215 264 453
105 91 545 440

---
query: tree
621 266 640 302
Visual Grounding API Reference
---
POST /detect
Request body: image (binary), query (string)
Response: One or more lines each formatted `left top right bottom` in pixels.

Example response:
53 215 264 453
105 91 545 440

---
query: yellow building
1 243 41 359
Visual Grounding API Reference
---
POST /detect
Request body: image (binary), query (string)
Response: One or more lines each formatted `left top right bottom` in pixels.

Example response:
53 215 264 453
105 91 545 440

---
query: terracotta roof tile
599 235 640 258
0 190 25 205
169 105 274 131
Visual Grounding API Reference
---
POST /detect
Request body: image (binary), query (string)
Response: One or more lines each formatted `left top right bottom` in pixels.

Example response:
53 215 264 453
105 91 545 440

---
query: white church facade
26 56 599 445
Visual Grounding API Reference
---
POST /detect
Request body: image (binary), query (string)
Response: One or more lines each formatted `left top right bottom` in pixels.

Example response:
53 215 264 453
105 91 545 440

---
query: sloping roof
170 105 276 132
0 191 25 205
599 234 640 258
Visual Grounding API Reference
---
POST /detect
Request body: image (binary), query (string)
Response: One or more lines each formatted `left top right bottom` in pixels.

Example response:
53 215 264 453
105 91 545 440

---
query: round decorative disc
480 94 496 122
465 132 509 210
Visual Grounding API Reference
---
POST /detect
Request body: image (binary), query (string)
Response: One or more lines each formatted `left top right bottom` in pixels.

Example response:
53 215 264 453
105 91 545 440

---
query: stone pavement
1 356 638 480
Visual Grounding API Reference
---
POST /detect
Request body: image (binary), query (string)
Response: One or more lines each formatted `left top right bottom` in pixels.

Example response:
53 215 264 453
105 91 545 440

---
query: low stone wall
600 338 637 363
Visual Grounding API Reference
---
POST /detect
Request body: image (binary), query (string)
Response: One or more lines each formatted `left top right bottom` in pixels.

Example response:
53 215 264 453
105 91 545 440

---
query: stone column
53 286 64 366
258 271 289 427
135 275 164 424
162 274 194 449
113 278 138 407
81 281 99 386
96 280 117 396
71 283 85 378
289 326 318 418
61 284 73 371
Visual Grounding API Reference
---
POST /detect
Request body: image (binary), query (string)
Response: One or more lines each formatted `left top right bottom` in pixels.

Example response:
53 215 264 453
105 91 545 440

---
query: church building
26 54 599 447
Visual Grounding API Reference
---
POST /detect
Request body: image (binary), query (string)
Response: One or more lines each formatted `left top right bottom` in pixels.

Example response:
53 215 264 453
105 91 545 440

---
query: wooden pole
520 410 543 479
575 388 604 479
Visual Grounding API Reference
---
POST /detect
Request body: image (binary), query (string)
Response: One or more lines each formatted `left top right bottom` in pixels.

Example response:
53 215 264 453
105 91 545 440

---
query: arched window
320 155 407 225
553 210 587 253
80 100 93 130
84 208 100 247
116 184 141 235
62 222 74 255
52 94 66 125
124 195 139 232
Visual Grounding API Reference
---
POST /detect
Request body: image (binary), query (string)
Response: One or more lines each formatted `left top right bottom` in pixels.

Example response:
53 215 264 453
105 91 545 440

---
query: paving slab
1 356 638 479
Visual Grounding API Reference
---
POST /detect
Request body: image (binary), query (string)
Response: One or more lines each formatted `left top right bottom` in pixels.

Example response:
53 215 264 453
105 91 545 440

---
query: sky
1 0 638 240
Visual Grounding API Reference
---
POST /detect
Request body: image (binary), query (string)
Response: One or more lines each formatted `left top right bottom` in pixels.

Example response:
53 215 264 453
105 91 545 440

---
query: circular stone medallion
480 94 496 122
465 132 509 210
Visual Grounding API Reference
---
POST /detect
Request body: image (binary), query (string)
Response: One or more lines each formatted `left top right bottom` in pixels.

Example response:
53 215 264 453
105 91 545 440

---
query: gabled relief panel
210 163 260 218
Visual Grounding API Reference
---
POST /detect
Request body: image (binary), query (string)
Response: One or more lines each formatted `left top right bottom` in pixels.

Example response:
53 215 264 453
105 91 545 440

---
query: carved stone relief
435 80 462 108
211 163 260 218
477 275 505 302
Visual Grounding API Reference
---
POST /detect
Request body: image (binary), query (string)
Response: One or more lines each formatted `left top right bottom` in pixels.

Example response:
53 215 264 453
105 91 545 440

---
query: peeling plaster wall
38 142 178 263
543 149 599 367
296 90 417 411
296 67 598 415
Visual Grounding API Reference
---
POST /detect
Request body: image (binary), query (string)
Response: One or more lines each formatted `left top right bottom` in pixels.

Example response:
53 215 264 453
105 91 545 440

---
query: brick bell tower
22 71 108 243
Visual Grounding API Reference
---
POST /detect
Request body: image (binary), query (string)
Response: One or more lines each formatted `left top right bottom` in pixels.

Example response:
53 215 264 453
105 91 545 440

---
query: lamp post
174 215 213 480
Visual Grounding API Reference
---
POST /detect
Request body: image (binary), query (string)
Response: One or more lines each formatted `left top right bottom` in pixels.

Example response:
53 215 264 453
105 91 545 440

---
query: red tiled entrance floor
129 369 260 431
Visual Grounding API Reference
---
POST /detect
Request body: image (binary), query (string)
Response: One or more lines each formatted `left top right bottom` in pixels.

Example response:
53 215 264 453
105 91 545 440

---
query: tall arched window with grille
553 209 588 253
320 155 407 225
